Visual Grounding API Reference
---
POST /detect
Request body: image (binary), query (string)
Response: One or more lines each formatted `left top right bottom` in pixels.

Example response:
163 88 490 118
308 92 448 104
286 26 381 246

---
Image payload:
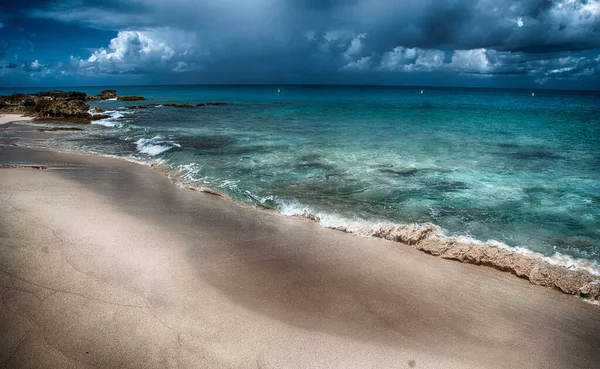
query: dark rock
196 103 206 107
91 106 104 113
34 99 91 122
98 89 117 100
91 114 112 121
37 127 84 132
382 168 418 176
117 96 146 101
206 102 228 106
1 90 93 123
35 90 88 101
164 103 194 108
125 104 159 109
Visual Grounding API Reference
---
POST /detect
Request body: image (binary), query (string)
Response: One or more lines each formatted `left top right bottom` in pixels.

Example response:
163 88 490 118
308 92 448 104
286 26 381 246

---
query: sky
1 0 599 89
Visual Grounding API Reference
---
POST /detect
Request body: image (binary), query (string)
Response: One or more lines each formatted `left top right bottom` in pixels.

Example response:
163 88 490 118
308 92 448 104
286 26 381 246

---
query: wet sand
1 143 599 368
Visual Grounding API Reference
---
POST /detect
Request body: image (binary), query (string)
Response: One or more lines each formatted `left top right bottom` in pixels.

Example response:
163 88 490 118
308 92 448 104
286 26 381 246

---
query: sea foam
135 136 180 156
90 109 133 128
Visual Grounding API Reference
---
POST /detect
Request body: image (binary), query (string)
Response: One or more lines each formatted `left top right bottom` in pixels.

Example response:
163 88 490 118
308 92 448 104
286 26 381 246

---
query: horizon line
1 83 599 93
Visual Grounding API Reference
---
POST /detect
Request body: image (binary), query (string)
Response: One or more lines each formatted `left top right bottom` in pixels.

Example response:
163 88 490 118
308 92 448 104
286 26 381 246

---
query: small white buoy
420 89 423 94
531 92 535 97
278 89 281 93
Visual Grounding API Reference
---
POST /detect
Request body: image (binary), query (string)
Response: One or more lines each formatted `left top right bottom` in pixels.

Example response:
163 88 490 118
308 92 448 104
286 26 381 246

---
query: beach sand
0 114 33 125
1 143 599 367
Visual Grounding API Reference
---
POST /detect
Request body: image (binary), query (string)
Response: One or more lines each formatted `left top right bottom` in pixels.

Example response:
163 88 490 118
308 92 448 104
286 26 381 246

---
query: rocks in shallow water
204 102 228 106
125 104 160 109
34 90 88 101
382 168 418 175
97 89 117 100
163 103 194 108
117 96 146 101
37 127 84 132
91 114 112 121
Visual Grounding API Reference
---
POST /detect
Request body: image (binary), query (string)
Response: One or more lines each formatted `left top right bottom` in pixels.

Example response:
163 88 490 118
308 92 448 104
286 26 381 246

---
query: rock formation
0 91 92 123
117 96 146 101
1 89 147 123
371 223 600 301
163 103 194 108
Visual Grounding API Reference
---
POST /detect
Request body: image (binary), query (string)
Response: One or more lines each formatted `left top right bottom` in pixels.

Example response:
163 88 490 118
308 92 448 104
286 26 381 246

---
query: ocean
6 85 600 271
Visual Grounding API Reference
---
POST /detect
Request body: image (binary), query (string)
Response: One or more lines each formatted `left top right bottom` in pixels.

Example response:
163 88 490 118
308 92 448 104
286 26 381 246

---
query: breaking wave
90 109 134 128
135 136 180 156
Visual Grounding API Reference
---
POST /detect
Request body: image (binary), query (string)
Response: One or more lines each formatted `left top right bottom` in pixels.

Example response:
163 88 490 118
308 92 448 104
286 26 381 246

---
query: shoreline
0 114 33 125
1 141 600 367
3 118 600 303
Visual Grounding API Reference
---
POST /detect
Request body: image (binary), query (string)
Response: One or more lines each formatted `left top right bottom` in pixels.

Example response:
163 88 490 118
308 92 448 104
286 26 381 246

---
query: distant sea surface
6 85 600 269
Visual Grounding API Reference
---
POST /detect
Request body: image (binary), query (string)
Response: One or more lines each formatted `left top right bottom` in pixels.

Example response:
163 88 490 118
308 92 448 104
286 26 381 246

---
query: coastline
4 118 600 302
1 121 600 367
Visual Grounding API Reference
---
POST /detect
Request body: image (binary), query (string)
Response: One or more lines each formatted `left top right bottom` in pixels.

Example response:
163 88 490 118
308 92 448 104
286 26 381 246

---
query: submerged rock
125 104 160 109
91 114 112 121
382 168 418 175
163 103 194 108
117 96 146 101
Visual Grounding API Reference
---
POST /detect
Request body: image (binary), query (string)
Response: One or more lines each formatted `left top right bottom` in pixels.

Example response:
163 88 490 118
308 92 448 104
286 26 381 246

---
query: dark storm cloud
3 0 600 87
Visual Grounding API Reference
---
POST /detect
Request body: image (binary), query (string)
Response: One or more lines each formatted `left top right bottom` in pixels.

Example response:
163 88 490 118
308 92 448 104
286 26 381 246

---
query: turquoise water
11 85 600 265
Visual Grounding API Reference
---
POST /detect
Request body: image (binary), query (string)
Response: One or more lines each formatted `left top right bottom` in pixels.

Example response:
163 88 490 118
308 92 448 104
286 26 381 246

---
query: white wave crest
274 198 600 276
90 110 134 128
135 136 180 156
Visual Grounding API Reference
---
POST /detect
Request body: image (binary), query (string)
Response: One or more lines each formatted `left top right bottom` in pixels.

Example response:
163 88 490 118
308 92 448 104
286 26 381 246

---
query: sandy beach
0 129 599 369
0 114 33 125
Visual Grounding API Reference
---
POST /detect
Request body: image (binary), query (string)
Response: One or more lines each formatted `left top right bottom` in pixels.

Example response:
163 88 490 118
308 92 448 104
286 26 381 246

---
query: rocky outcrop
117 96 146 101
91 114 112 121
87 89 136 101
35 90 88 101
34 99 91 122
98 89 117 100
371 223 600 301
0 91 92 123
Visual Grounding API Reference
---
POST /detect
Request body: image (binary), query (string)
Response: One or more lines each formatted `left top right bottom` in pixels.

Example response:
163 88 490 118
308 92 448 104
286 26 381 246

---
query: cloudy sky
1 0 599 89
